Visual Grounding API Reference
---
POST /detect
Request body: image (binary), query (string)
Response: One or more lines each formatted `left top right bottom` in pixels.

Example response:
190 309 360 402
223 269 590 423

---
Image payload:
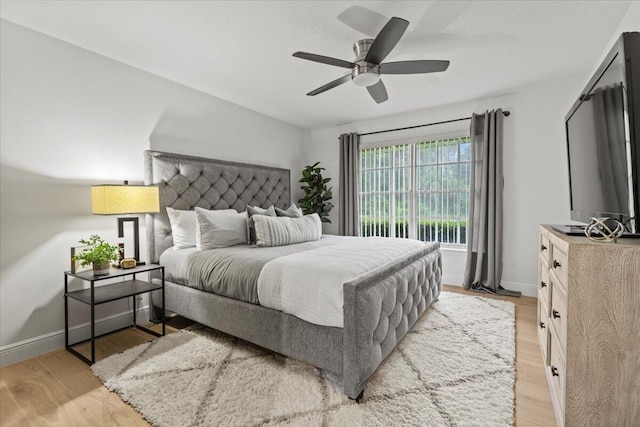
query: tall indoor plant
298 162 333 223
72 234 120 275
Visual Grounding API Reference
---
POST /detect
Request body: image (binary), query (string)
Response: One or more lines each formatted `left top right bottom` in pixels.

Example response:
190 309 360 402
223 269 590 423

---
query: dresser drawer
548 332 566 425
540 232 551 264
537 294 550 366
549 275 568 355
538 256 550 307
550 245 568 292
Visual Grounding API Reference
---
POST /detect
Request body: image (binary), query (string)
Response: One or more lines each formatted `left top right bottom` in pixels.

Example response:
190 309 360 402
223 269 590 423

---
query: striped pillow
253 214 322 247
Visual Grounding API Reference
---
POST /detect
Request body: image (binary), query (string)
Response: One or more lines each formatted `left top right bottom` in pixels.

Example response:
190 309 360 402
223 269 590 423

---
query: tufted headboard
144 150 290 262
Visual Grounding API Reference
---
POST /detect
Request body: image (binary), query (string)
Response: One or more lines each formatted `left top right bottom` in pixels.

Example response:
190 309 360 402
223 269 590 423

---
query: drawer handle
539 321 545 329
540 244 547 251
540 281 547 288
553 259 561 269
551 366 560 377
552 309 561 319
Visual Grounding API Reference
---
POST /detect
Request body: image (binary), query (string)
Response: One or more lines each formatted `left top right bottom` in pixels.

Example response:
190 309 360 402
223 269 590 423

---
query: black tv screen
565 32 640 235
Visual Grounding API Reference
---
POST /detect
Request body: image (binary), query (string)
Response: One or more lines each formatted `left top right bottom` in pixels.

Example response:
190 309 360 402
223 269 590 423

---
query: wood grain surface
1 286 556 426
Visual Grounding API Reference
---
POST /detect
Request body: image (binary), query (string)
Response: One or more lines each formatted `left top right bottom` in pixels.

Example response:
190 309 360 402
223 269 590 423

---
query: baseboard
0 307 150 367
442 274 537 298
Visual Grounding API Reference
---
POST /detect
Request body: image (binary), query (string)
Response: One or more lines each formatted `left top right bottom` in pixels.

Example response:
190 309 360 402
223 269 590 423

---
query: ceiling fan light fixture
352 72 380 87
352 63 380 87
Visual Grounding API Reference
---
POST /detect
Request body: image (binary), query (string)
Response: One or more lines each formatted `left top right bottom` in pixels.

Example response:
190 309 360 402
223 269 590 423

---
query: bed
144 150 442 400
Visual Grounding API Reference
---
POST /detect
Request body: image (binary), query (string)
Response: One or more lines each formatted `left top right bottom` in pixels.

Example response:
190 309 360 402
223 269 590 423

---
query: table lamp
91 181 160 266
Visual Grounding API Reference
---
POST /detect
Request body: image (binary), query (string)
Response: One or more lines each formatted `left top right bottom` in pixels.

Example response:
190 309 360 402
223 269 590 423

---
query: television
560 32 640 237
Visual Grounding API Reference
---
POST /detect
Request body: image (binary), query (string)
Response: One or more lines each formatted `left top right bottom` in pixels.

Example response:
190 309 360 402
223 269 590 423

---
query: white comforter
257 237 425 328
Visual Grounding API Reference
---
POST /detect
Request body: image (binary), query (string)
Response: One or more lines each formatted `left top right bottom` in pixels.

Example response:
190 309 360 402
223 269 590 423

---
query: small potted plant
72 235 120 276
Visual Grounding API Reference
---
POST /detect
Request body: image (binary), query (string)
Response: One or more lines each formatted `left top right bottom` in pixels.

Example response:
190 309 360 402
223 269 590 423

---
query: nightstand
64 263 165 364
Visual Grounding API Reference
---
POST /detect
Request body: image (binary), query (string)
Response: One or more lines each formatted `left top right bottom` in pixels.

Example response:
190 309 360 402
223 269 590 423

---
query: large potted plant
72 235 120 276
298 162 333 223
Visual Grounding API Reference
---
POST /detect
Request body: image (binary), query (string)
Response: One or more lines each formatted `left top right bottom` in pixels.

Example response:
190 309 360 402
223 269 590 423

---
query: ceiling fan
292 16 450 104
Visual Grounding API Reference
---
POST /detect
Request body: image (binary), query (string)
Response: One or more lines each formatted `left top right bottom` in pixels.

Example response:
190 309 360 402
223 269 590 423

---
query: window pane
394 193 410 219
460 140 471 161
417 142 437 165
416 192 440 220
379 169 391 192
395 193 410 239
460 191 469 218
394 166 411 192
442 192 458 218
394 144 411 167
441 141 458 163
460 162 471 190
360 150 368 170
360 193 390 216
416 165 438 191
441 163 459 190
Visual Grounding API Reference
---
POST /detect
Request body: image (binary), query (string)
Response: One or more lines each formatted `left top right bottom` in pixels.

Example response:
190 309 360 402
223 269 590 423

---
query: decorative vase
92 261 111 276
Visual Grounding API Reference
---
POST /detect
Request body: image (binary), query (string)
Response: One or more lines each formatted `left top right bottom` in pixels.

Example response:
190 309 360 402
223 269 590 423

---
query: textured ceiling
0 1 632 130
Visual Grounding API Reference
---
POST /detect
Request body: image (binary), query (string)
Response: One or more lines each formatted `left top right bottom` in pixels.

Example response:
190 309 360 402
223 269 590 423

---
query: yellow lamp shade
91 185 159 215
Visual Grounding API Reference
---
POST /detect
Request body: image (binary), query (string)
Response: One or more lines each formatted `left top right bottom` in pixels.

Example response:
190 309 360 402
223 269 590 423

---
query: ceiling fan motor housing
352 39 380 87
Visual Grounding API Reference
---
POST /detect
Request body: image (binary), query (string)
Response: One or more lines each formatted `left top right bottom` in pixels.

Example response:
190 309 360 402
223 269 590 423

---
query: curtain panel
339 132 360 236
463 109 520 296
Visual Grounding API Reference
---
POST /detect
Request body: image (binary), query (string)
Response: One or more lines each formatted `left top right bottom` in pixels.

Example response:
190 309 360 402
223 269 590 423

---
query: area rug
92 291 516 426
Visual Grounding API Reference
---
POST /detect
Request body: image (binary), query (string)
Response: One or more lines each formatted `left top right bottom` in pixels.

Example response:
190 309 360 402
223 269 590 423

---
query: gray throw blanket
186 236 349 304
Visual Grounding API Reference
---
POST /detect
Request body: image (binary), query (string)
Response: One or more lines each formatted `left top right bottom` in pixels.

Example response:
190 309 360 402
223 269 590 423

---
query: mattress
159 235 355 304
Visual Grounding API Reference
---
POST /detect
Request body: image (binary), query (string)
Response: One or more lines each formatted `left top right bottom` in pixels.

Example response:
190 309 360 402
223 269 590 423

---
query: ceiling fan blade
367 80 388 104
365 17 409 65
337 6 388 38
380 60 450 74
293 52 354 69
307 74 352 96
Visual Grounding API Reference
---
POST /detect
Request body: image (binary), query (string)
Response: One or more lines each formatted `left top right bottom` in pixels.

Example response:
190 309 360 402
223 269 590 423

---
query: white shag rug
92 291 516 426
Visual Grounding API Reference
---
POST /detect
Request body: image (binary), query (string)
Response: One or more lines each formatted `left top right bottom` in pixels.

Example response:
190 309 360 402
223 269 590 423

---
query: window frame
358 131 471 247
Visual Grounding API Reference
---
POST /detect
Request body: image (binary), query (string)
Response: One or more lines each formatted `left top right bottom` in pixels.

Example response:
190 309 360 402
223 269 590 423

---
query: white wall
0 20 309 365
308 75 586 296
595 1 639 70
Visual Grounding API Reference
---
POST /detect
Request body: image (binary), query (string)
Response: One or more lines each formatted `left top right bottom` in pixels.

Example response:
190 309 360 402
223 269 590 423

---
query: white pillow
166 207 197 250
253 213 322 247
195 207 248 250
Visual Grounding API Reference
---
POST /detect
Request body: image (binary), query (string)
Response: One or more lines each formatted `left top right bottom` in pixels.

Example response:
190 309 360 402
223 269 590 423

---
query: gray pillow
253 214 322 247
275 203 303 218
246 205 276 244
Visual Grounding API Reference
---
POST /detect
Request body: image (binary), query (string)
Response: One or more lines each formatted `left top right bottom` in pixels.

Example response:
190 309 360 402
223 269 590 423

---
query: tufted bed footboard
343 243 442 399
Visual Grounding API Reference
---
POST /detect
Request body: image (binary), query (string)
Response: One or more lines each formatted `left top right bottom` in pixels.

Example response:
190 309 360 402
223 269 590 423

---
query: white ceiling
0 1 632 130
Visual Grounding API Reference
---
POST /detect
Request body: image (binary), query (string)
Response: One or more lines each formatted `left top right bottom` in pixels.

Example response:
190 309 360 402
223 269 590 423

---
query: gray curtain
339 132 360 236
463 109 520 296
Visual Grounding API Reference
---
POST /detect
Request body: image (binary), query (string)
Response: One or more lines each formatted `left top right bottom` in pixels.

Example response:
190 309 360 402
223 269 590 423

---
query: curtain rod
359 110 511 137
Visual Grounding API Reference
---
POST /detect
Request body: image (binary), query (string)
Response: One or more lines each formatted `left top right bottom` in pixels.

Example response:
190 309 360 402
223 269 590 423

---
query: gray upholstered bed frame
144 150 442 400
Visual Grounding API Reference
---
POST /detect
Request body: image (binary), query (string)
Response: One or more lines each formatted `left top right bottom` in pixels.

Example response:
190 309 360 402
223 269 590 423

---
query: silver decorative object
584 217 624 243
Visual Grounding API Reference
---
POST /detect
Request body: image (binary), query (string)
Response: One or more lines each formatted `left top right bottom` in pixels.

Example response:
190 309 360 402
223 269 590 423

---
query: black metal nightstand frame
64 264 165 364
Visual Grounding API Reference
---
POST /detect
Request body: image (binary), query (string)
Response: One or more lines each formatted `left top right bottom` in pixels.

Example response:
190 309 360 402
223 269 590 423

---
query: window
359 136 471 245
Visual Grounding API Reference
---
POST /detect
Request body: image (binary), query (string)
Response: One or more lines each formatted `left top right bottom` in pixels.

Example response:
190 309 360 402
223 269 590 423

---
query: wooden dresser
537 225 640 426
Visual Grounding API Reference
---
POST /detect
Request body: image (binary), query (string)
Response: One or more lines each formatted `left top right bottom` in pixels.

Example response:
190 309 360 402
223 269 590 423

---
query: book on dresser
537 225 640 427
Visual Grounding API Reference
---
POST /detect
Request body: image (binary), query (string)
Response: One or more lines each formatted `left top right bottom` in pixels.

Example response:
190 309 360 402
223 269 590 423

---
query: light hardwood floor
0 285 555 426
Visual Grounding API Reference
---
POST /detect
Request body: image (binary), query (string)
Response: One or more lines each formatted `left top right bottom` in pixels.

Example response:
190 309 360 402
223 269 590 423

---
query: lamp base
118 216 142 265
